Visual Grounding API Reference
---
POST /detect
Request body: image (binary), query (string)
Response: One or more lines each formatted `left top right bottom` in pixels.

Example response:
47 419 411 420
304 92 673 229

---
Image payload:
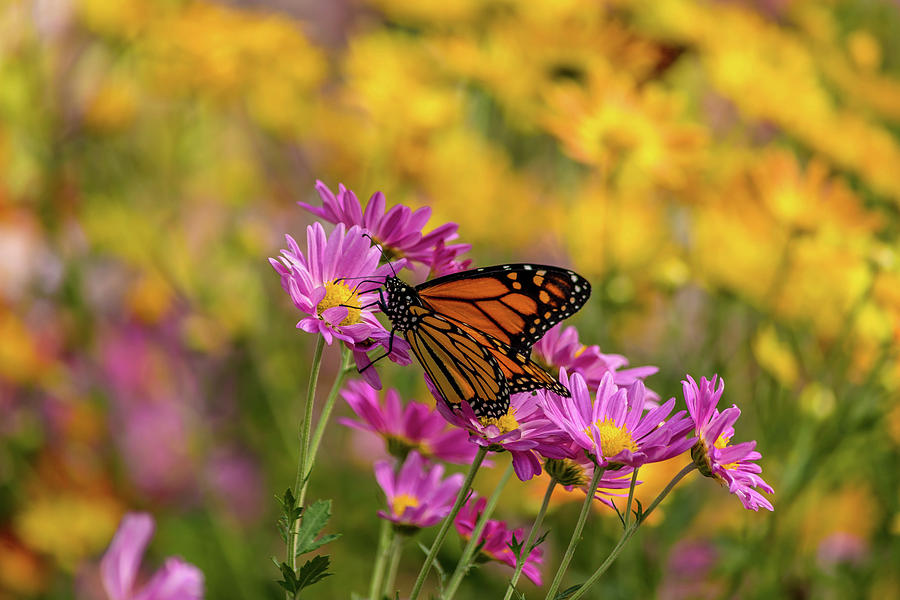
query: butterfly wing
414 264 591 349
458 324 571 397
403 306 511 419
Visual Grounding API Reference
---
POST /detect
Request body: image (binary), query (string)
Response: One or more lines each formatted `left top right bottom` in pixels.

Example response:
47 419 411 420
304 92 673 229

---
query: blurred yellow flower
543 75 707 193
846 29 881 71
798 483 876 553
363 0 485 23
418 130 554 250
83 77 138 132
0 311 52 384
0 537 45 597
798 381 836 420
75 0 153 37
752 325 799 388
565 182 676 283
142 2 327 135
126 271 174 324
15 493 121 570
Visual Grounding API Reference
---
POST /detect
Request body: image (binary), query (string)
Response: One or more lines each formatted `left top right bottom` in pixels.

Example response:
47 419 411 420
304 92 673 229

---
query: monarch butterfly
374 264 591 419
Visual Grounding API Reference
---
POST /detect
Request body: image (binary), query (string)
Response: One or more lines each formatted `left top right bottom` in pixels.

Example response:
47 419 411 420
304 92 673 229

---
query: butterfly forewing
415 264 591 350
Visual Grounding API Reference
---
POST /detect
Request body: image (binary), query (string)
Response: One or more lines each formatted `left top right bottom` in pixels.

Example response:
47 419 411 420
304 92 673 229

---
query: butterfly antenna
361 232 398 278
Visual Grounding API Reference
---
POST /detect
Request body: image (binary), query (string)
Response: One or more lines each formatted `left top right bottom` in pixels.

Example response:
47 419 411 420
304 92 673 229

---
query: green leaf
555 584 582 600
530 529 550 552
296 555 332 591
295 500 341 555
507 532 524 558
275 561 298 595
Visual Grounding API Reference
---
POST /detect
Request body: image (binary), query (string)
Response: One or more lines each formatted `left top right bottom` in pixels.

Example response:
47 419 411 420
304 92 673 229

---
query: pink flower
338 380 479 464
684 375 774 511
101 513 203 600
430 377 571 481
374 451 464 529
270 222 411 387
532 325 659 398
299 181 470 278
541 370 693 468
454 497 544 585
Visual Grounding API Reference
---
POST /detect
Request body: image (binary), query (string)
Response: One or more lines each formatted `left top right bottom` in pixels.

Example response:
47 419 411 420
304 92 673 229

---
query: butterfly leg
357 327 396 373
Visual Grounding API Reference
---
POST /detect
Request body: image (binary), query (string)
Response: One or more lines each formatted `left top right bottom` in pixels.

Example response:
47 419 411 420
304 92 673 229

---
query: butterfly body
378 264 591 419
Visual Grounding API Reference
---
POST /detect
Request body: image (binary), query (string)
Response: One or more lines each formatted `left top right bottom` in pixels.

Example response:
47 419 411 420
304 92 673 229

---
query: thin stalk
409 446 489 600
567 463 696 600
286 336 325 577
623 468 640 528
444 461 515 599
502 477 557 600
543 466 605 600
368 519 393 600
383 531 405 598
299 346 353 509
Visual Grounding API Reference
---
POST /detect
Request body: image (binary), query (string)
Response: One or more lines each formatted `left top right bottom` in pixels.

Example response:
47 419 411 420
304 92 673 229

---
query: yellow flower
565 182 676 282
692 149 881 339
543 74 707 193
0 310 52 384
76 0 154 37
418 129 555 249
362 0 484 24
636 0 900 201
83 77 138 132
0 538 46 597
142 2 327 135
752 325 799 388
15 493 121 570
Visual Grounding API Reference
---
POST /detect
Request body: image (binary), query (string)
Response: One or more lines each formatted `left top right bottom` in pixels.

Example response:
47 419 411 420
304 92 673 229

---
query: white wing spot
523 265 533 270
570 274 578 282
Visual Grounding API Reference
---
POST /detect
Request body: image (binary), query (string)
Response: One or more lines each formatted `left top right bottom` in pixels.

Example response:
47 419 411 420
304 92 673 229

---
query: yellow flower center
479 408 519 434
713 436 739 470
392 493 419 516
317 281 362 325
585 418 638 456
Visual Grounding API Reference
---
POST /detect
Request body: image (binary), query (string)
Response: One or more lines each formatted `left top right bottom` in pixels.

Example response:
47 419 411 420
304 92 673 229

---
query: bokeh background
2 0 900 598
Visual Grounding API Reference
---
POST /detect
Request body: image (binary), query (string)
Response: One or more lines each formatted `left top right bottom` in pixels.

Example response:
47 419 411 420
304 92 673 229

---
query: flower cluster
454 496 545 586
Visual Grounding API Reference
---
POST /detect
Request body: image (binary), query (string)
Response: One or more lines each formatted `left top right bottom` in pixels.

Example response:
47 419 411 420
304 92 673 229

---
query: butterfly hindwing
414 264 591 350
403 307 510 419
458 324 571 398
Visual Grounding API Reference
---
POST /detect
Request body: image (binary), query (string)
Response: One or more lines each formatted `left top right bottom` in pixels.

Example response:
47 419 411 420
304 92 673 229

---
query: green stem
444 461 515 599
299 347 353 509
623 468 640 529
286 336 325 576
503 477 557 600
409 446 488 600
368 519 393 600
383 530 405 598
543 465 605 600
567 463 696 600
